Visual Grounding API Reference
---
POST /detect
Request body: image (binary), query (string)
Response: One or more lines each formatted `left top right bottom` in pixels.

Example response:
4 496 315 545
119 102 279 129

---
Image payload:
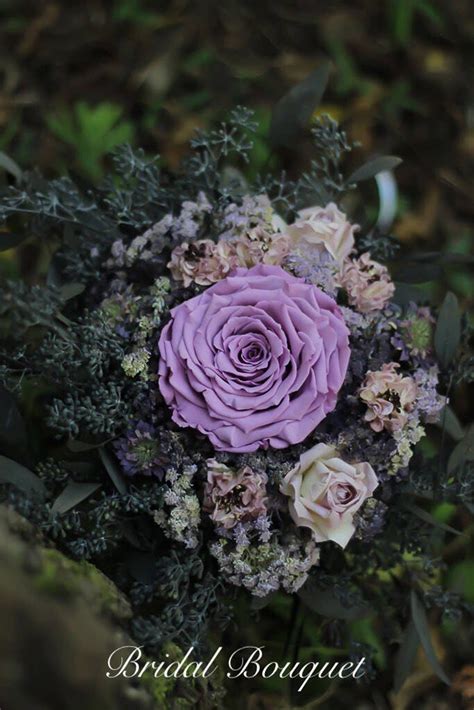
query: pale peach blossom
203 460 267 529
339 252 395 312
286 203 357 265
168 239 238 287
359 362 418 433
229 226 290 267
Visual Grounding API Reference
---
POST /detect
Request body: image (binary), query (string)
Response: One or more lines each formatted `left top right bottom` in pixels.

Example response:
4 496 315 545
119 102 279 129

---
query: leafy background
0 1 472 708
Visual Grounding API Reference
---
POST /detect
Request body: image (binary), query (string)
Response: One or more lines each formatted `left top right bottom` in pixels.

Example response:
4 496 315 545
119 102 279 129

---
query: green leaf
51 481 101 515
437 405 465 442
298 584 369 620
0 151 22 182
393 620 419 692
393 262 443 284
348 155 402 183
0 455 46 499
59 282 85 301
410 590 450 685
99 447 127 495
67 439 108 453
434 292 461 368
0 232 27 252
269 61 331 146
393 282 428 307
448 424 474 474
0 386 28 455
405 502 462 536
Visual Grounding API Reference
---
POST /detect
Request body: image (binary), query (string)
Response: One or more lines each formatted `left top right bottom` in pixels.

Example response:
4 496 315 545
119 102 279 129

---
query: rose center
240 342 265 364
333 483 357 505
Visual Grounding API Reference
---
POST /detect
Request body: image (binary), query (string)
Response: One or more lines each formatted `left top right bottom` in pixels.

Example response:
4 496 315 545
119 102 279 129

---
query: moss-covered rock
0 504 225 709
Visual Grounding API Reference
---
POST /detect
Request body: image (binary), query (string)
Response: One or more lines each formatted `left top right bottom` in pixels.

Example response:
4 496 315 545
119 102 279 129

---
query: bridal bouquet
0 76 472 695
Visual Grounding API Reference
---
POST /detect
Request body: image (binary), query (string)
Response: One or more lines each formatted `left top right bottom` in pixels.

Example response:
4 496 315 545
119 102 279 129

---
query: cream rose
286 203 357 265
280 443 378 548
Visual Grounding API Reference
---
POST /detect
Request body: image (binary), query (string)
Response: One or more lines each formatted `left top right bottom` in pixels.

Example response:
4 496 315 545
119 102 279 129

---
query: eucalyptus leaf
434 292 460 368
269 61 330 146
99 447 127 495
67 439 108 453
0 232 27 252
393 282 427 307
51 481 101 515
408 251 474 266
60 282 85 301
0 386 28 456
437 405 465 442
393 262 443 284
0 151 22 182
405 502 462 536
448 424 474 474
393 620 419 692
0 455 46 499
298 584 369 620
410 590 450 685
348 156 402 184
251 592 276 611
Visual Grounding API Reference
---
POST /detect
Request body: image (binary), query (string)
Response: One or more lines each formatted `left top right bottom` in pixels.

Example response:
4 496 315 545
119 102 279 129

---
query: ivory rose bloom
158 264 350 452
280 443 378 548
286 203 357 265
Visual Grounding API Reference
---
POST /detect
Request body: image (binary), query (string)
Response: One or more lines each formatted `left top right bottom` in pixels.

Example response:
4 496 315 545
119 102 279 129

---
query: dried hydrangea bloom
339 252 395 313
228 226 290 267
359 362 418 433
286 202 357 266
168 239 238 287
203 460 268 529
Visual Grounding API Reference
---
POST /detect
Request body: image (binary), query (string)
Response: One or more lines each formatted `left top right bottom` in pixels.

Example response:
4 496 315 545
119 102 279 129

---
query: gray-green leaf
410 590 450 685
269 62 330 147
434 292 460 369
348 155 402 184
51 481 101 515
0 151 22 182
437 405 465 442
0 455 46 499
393 620 419 692
99 447 127 495
298 584 369 620
448 424 474 474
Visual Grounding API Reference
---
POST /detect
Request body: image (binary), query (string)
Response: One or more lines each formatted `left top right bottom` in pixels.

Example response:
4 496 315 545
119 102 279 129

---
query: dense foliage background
0 2 472 708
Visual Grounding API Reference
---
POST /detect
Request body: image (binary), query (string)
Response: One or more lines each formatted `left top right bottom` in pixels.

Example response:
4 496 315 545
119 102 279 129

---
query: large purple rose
158 264 350 452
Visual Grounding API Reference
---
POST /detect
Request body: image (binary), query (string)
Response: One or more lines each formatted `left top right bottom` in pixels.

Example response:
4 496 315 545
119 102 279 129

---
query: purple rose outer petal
158 264 350 452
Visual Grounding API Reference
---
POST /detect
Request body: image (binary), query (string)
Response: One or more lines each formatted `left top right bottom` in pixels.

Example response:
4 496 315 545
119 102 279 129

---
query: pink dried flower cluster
339 252 395 313
168 229 290 287
168 239 238 287
359 362 418 433
203 460 268 529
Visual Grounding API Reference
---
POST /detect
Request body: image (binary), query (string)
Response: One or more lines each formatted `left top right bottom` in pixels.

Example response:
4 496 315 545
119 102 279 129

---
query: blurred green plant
388 0 444 48
46 102 134 181
112 0 161 26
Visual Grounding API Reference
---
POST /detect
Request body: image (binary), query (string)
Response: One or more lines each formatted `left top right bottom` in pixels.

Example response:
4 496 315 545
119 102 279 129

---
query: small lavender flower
285 248 339 296
114 420 165 478
413 365 445 422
